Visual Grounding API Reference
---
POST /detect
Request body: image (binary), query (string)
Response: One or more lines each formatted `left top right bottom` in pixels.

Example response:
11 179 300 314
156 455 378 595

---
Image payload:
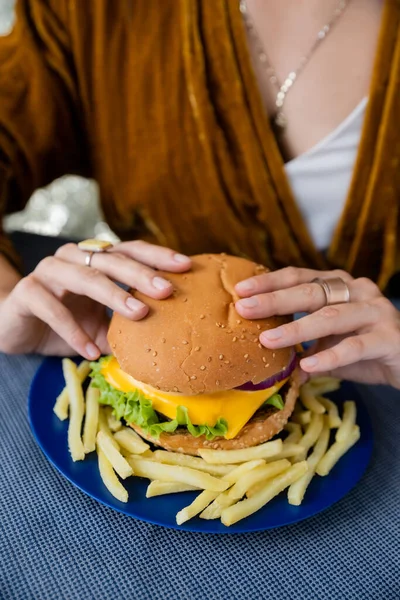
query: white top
284 97 368 250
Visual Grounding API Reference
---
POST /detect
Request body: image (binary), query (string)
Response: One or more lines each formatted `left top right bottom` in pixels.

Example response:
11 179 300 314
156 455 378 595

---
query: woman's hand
235 267 400 389
0 241 191 360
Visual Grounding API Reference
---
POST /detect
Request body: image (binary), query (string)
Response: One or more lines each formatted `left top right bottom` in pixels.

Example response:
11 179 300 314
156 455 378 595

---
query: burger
90 254 300 456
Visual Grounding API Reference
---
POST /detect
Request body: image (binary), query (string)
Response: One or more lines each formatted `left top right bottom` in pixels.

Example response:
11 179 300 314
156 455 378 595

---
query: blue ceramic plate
29 357 373 533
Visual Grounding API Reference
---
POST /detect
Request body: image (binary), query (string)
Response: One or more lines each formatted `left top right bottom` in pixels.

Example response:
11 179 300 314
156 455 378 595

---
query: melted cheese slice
102 358 287 439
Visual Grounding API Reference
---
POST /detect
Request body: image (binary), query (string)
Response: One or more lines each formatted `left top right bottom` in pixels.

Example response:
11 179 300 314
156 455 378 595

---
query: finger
235 282 326 319
299 332 386 373
259 302 383 348
34 257 149 320
235 266 353 297
14 277 101 359
109 240 192 272
56 243 174 299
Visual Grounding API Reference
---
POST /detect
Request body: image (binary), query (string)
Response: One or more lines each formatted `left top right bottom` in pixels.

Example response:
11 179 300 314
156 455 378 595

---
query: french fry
265 444 305 462
202 460 291 520
300 387 326 414
54 360 90 421
308 376 341 395
96 431 133 479
97 447 128 503
104 407 123 432
114 428 150 455
221 462 308 526
176 490 220 525
288 418 330 505
283 423 302 445
146 481 200 498
335 401 356 443
83 386 100 453
293 413 324 462
292 410 312 425
179 459 265 523
200 499 229 520
316 425 360 476
62 359 85 462
152 450 235 477
228 459 291 501
127 457 229 492
98 408 120 450
198 439 282 464
318 397 342 428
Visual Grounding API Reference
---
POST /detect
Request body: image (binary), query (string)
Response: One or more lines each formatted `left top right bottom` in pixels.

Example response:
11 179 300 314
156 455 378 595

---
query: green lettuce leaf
90 357 228 441
262 393 284 410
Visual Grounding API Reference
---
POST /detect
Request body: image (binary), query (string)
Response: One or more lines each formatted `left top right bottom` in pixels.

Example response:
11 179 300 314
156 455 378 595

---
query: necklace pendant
274 111 287 129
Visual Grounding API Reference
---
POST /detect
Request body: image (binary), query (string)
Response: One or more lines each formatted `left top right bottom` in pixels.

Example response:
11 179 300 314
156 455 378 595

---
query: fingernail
301 356 319 369
86 343 100 359
126 297 146 312
235 279 256 293
261 327 283 341
173 253 190 264
152 276 172 291
237 297 258 309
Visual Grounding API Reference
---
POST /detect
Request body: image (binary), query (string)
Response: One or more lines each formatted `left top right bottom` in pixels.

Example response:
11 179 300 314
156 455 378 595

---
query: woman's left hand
235 267 400 389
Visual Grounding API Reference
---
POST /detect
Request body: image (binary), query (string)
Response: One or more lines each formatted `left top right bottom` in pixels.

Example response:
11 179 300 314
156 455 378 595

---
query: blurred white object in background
0 0 15 36
0 0 118 243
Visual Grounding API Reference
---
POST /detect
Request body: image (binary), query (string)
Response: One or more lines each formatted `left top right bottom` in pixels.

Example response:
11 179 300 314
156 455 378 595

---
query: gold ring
78 239 114 267
312 277 350 306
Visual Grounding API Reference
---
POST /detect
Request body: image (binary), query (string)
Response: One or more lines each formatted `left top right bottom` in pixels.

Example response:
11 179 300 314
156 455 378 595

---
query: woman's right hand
0 241 191 360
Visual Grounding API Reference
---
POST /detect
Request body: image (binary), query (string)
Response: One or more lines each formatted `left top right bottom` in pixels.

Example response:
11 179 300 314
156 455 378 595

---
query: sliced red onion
235 350 297 391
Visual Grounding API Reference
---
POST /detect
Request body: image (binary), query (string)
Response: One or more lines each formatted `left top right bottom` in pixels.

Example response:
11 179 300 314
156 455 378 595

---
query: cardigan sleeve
0 0 90 268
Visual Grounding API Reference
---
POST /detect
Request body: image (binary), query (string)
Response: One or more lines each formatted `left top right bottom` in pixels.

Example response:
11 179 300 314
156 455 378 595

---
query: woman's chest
242 0 383 161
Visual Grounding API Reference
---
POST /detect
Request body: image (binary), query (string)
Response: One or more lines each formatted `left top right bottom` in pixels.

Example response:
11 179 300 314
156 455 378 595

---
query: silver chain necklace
239 0 351 130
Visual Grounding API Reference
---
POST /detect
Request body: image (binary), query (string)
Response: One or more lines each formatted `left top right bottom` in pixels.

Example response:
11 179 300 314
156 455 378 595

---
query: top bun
108 254 292 395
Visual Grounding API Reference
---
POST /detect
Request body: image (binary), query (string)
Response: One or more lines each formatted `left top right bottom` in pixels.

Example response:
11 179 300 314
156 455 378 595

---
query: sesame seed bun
108 254 293 395
129 368 301 456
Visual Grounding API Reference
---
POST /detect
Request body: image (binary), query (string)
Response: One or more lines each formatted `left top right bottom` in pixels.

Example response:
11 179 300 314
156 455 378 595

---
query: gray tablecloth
0 351 399 600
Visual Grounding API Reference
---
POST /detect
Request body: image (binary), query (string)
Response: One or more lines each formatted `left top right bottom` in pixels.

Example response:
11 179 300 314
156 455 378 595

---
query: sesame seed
262 357 267 363
200 365 206 371
265 363 270 368
195 346 201 352
146 348 151 353
253 338 258 343
162 338 166 343
272 352 276 358
173 387 179 392
236 319 242 324
153 351 158 357
244 353 249 359
233 336 238 342
221 324 226 329
200 314 205 319
112 343 116 349
190 375 197 380
219 354 224 360
118 330 122 334
216 322 221 327
182 340 189 345
240 335 245 339
208 357 212 362
224 360 230 364
257 324 261 330
152 362 157 366
258 343 262 349
183 298 188 303
216 380 220 386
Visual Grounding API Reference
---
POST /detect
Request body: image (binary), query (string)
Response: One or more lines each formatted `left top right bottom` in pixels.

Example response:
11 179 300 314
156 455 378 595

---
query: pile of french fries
53 359 360 527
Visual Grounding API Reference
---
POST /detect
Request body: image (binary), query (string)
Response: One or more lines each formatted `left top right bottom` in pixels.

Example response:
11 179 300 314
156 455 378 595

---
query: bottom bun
129 368 301 456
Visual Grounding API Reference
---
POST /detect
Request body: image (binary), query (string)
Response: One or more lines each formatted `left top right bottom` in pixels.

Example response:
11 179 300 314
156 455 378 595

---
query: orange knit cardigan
0 0 399 288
